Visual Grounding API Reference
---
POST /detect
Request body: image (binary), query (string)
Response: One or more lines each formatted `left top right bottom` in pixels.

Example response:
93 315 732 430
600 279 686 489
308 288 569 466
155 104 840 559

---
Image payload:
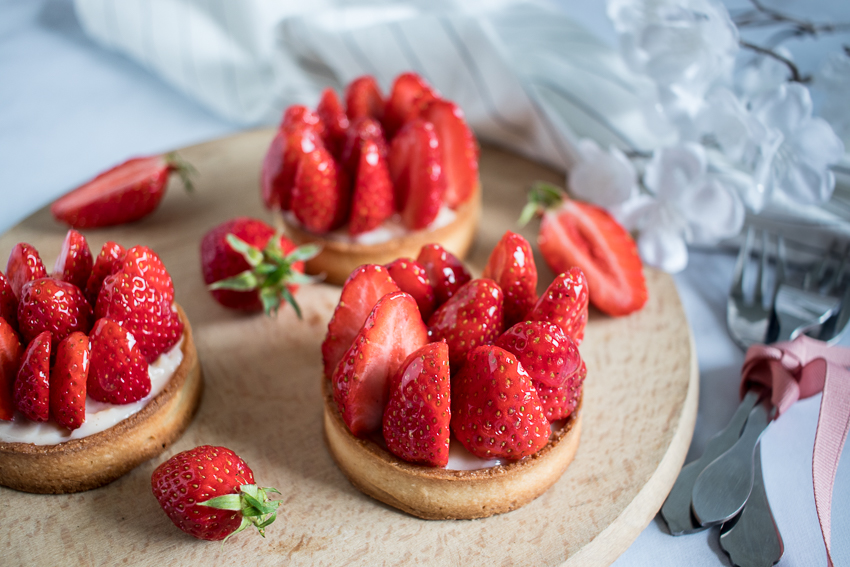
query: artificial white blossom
734 48 793 103
567 139 638 208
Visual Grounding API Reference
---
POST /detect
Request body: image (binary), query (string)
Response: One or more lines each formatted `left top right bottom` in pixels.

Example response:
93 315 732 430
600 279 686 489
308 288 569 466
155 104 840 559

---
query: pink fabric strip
741 335 850 567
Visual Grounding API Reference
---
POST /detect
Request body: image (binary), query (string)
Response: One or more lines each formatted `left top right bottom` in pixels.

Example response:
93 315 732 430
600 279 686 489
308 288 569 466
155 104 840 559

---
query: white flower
750 83 845 205
734 49 793 103
567 139 638 208
614 143 744 272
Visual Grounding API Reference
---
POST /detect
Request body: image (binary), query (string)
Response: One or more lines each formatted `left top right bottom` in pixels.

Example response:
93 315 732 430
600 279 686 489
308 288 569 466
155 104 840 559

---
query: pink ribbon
741 335 850 567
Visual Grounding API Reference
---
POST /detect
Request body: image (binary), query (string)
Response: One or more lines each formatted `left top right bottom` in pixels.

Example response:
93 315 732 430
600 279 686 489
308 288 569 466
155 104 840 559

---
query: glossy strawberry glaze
0 337 183 445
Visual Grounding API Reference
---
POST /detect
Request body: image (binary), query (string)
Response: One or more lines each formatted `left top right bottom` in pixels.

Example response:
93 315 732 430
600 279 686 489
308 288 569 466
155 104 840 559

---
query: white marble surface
0 1 847 565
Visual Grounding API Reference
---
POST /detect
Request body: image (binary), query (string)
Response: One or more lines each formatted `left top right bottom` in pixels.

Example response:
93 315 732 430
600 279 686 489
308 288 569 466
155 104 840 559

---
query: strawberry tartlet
261 72 481 285
0 232 202 493
320 233 588 519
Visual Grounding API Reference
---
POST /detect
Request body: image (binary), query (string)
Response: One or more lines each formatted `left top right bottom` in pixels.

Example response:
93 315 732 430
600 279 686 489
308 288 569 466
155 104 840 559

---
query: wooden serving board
0 130 698 567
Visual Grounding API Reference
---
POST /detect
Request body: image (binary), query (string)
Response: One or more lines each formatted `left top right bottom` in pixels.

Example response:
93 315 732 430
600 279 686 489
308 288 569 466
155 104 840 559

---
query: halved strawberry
316 88 349 158
522 183 647 316
332 291 428 437
6 242 47 300
50 332 89 431
348 138 394 235
340 117 387 178
385 257 436 322
87 318 150 404
383 72 437 139
53 229 93 292
261 124 322 211
0 272 17 331
382 341 451 467
495 321 580 388
17 278 93 349
482 231 538 327
427 278 504 369
534 359 586 422
345 75 385 122
451 345 549 460
388 119 445 229
51 153 194 228
0 317 23 420
86 241 126 306
525 267 589 345
291 145 349 234
416 243 471 306
419 99 478 208
14 331 51 422
321 265 399 379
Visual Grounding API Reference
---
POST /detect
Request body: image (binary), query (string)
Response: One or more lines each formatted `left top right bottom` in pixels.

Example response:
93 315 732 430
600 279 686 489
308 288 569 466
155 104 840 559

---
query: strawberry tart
321 232 588 519
261 72 481 285
0 231 202 494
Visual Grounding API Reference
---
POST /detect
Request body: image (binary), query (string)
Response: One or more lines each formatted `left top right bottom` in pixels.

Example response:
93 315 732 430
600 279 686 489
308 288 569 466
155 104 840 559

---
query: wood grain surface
0 129 698 567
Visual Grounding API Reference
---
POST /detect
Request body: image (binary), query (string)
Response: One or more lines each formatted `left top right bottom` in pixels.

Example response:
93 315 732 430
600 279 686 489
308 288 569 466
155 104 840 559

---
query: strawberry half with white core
521 182 647 317
427 278 505 369
332 291 428 437
14 331 51 422
321 265 400 379
50 332 89 430
86 241 126 306
535 360 586 422
384 257 436 322
345 75 385 122
451 345 550 460
348 138 394 235
202 217 318 316
51 153 195 229
525 267 589 346
0 317 23 420
53 229 93 292
17 278 93 349
495 321 580 389
151 445 281 542
6 242 47 300
482 231 538 328
416 243 471 307
87 318 150 404
419 99 478 208
382 342 451 467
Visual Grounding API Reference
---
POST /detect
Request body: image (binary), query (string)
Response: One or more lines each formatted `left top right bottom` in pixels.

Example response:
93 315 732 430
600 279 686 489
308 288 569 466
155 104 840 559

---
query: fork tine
731 227 755 298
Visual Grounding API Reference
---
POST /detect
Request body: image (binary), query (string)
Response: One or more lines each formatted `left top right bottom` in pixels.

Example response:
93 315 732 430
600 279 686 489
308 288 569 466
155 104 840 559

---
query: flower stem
739 40 810 83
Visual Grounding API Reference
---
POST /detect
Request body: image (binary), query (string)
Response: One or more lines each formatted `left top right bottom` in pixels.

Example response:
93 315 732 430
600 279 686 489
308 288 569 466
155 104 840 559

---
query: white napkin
72 0 662 173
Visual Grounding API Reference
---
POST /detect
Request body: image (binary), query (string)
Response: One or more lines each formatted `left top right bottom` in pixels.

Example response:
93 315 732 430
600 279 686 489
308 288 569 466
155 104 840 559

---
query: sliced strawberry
427 278 504 369
17 278 93 349
524 183 647 316
348 138 394 235
88 318 150 404
261 124 322 211
291 145 350 234
121 245 175 303
50 332 89 430
316 88 350 158
416 243 471 306
0 318 23 420
86 241 126 306
534 359 586 422
321 264 399 379
6 242 47 300
280 105 324 136
525 267 589 345
14 331 51 421
52 229 93 292
388 119 445 229
419 99 478 208
482 231 538 327
0 272 18 331
345 75 385 122
385 257 436 322
340 117 388 178
332 291 428 437
383 72 437 139
451 345 550 460
495 321 580 388
51 154 194 228
382 341 451 467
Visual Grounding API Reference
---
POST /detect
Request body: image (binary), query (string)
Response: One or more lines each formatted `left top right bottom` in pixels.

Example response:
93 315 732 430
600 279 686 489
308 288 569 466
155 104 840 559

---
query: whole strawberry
535 360 586 421
201 217 318 315
348 138 394 235
87 318 150 404
385 257 436 322
451 345 550 460
151 445 281 542
51 153 195 229
482 231 538 328
291 145 350 234
6 242 47 300
17 278 93 349
525 267 589 345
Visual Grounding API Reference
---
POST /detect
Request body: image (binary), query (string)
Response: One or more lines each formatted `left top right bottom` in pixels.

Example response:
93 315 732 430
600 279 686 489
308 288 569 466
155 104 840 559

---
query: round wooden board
0 129 697 567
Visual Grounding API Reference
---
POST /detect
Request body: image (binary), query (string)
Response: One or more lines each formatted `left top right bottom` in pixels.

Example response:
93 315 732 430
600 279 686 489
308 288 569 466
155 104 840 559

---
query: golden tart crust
0 305 203 494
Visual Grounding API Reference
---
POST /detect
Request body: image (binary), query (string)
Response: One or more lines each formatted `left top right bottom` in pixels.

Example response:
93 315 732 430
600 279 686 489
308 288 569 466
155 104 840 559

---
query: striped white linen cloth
72 0 661 173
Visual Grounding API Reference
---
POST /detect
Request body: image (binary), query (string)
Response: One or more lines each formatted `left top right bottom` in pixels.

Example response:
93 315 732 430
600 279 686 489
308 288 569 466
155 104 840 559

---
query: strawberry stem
519 182 566 226
199 484 282 544
164 152 197 193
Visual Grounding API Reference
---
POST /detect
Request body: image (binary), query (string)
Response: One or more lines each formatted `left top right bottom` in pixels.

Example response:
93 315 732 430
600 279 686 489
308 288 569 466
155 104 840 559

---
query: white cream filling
0 336 184 446
284 206 457 246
